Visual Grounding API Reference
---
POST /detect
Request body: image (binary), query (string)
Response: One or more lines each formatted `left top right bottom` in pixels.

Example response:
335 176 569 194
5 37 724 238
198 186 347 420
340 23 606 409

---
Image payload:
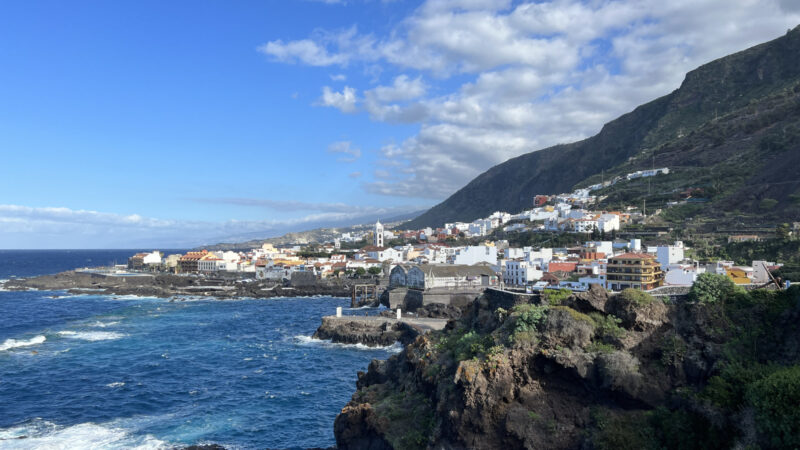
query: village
124 167 789 297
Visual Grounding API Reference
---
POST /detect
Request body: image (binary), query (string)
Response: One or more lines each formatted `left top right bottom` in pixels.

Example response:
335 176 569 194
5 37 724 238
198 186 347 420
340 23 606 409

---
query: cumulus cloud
327 140 362 162
319 86 358 112
261 0 800 199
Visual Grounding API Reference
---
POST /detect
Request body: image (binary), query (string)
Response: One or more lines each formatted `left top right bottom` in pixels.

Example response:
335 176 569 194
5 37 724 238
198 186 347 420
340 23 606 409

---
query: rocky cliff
334 283 800 449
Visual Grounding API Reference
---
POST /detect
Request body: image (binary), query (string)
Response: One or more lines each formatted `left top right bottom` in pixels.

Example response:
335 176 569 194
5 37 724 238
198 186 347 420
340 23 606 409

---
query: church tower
374 221 384 247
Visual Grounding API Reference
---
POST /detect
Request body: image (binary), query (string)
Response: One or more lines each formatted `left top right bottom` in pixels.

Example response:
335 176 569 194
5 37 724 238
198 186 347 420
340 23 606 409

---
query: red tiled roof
610 252 655 259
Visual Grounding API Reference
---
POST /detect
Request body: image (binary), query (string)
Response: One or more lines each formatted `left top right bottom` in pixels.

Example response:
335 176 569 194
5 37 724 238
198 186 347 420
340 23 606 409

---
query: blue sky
1 0 798 248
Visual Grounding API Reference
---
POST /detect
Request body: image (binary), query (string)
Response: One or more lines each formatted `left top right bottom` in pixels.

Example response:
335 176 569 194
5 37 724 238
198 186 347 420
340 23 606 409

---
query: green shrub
688 272 742 303
746 365 800 448
619 288 654 306
758 198 778 210
592 412 652 450
447 330 495 361
550 305 594 324
589 312 625 341
700 362 779 410
659 334 687 367
587 342 616 354
543 288 572 306
510 304 548 343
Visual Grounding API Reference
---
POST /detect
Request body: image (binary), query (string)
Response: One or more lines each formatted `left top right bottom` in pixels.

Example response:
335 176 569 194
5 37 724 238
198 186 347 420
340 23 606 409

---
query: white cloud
0 203 426 249
258 39 349 66
319 86 358 112
262 0 800 199
327 140 362 162
330 73 347 81
364 75 430 122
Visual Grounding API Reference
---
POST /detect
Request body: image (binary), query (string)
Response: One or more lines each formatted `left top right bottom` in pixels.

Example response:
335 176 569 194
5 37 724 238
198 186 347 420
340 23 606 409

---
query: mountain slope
405 26 800 229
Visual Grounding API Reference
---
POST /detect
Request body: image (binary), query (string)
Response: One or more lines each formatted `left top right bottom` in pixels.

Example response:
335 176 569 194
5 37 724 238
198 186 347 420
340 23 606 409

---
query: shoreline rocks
312 316 423 347
3 270 352 300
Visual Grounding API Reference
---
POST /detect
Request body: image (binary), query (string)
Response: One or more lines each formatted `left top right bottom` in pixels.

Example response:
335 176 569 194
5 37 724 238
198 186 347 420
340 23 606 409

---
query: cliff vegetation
335 281 800 449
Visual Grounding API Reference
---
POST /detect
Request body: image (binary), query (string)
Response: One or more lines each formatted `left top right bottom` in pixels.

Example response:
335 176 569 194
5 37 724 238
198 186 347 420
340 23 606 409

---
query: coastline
2 270 353 300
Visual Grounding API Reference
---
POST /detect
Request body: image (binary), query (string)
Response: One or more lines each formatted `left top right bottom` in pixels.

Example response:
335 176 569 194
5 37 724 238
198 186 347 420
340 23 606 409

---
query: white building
504 260 543 286
751 260 776 284
664 263 704 286
656 241 685 269
408 264 497 289
453 245 498 265
142 251 162 266
597 214 621 232
526 248 553 264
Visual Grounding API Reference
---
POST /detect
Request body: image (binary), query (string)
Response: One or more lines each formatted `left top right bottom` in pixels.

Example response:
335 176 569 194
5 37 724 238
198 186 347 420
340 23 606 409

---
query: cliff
334 283 800 449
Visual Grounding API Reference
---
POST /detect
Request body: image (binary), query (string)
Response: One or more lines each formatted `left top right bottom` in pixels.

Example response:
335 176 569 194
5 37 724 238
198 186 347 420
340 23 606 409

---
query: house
407 264 498 290
453 245 498 265
178 250 208 273
164 254 182 271
547 261 578 273
198 253 223 272
504 260 543 286
606 253 664 291
664 263 704 286
656 241 685 269
726 267 752 285
127 253 148 270
389 265 411 288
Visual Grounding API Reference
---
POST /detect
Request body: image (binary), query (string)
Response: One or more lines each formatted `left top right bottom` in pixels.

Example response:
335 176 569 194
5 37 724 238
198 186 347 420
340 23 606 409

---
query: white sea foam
0 420 168 449
58 331 126 342
91 321 120 328
106 382 126 388
106 295 161 301
0 335 46 352
293 335 404 353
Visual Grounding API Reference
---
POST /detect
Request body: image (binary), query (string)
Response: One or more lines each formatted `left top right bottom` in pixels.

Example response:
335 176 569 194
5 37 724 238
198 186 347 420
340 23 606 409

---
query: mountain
405 26 800 230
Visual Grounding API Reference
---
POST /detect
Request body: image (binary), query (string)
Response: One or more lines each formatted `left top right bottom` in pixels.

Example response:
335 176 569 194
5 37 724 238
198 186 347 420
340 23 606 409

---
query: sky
1 0 798 248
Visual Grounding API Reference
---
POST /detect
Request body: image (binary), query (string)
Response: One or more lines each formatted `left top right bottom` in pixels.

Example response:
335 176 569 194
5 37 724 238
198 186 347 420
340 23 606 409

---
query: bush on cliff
746 365 800 448
510 303 548 343
688 272 743 303
618 288 654 306
588 312 624 342
437 328 495 361
543 288 572 306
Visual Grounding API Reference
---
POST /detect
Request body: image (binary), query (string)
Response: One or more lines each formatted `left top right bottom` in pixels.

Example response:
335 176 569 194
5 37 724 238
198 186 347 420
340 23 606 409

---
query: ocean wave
91 321 120 328
0 420 168 449
106 382 126 388
107 295 161 301
58 331 126 342
293 335 403 353
0 335 46 352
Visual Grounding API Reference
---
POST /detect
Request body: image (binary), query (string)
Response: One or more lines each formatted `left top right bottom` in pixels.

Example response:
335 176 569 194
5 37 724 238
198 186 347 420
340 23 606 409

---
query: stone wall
483 287 539 311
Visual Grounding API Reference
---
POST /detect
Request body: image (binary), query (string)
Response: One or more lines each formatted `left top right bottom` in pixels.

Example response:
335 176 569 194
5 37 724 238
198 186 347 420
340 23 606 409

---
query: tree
355 267 366 276
776 223 791 241
688 273 742 303
368 266 382 276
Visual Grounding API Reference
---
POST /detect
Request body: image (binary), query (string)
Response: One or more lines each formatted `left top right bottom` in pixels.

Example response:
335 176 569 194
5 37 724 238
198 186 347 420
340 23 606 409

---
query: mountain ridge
404 25 800 230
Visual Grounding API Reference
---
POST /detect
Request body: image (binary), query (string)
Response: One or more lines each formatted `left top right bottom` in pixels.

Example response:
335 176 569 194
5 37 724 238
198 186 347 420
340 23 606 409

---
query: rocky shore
333 284 800 449
2 270 352 299
313 316 424 347
312 303 462 348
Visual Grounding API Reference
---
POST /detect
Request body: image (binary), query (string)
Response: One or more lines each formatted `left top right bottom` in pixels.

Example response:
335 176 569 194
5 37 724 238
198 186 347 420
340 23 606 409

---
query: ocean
0 250 397 449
